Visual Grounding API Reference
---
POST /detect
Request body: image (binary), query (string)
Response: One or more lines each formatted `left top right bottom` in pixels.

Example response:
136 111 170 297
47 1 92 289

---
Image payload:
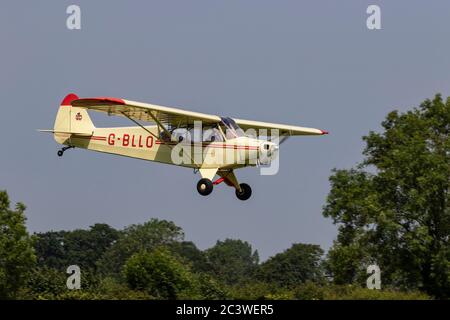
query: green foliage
123 248 197 299
195 272 229 300
258 243 325 288
34 224 119 271
22 267 67 297
293 282 430 300
0 190 36 299
168 241 209 273
95 277 153 300
205 239 259 285
98 219 184 277
227 281 285 300
324 94 450 298
34 231 66 269
292 281 325 300
21 275 153 300
36 289 151 300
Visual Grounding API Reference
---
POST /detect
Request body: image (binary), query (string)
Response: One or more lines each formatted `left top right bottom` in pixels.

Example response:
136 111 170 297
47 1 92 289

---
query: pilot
159 131 171 142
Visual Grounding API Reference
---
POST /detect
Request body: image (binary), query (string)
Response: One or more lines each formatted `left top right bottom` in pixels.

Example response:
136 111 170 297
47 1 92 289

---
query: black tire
197 178 213 196
235 183 252 201
57 150 64 157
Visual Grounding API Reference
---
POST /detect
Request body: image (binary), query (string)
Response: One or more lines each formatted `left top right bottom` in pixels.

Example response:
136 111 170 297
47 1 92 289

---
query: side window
188 128 203 143
171 128 190 142
203 128 224 142
172 127 224 143
225 130 235 140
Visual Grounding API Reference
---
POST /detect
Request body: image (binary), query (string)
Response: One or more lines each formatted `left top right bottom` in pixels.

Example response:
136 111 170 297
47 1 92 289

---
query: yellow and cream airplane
40 94 328 200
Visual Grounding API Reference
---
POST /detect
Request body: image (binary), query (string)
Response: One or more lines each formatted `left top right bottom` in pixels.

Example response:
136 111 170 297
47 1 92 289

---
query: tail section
53 93 95 143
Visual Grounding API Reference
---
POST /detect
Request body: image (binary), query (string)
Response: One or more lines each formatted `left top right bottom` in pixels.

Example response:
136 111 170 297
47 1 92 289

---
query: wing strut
120 112 159 140
145 110 172 139
121 112 203 170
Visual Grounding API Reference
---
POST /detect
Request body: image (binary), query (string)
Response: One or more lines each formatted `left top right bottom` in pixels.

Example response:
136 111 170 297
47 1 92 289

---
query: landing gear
196 170 252 200
57 146 74 157
197 178 213 196
235 183 252 201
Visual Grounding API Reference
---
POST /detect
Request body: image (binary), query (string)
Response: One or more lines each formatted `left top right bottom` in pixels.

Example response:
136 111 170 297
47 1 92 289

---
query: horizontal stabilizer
37 129 93 137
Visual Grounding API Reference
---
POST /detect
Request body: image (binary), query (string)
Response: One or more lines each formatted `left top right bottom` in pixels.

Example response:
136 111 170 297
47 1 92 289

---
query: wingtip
71 96 126 106
320 130 329 135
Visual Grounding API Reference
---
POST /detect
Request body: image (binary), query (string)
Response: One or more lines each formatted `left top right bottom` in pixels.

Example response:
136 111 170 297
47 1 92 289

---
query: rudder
54 93 95 135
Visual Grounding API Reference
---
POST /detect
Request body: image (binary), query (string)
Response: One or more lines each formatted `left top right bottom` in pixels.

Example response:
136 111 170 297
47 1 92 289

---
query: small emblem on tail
75 112 83 121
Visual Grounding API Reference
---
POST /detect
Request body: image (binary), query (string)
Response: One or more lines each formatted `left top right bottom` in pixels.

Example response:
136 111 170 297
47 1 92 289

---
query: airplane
40 93 328 200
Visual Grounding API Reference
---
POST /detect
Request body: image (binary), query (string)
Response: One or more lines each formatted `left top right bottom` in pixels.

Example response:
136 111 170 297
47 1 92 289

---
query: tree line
0 94 448 299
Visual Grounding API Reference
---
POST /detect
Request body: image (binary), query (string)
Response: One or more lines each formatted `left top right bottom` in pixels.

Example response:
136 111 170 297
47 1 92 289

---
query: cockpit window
220 117 245 139
171 127 224 143
203 127 224 142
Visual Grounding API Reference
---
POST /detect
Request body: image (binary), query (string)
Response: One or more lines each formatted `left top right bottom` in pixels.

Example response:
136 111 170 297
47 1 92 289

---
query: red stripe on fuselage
73 136 106 141
71 136 258 150
155 141 258 150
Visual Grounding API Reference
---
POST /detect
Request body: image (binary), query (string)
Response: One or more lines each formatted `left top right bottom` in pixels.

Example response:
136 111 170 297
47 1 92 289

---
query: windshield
220 117 245 138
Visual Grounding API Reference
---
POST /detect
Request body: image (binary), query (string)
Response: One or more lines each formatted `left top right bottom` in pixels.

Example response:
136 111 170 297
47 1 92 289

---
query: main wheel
235 183 252 201
197 178 213 196
57 150 64 157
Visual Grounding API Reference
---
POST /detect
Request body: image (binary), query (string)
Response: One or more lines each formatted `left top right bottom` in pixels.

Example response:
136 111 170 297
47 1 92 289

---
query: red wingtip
60 93 79 106
321 130 329 135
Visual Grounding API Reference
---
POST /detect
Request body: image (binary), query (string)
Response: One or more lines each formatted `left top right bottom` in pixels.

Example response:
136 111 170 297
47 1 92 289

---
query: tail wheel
57 150 64 157
236 183 252 201
197 178 213 196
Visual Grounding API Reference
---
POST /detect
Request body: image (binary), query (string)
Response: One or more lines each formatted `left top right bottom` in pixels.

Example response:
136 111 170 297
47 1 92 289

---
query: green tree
168 241 208 273
98 219 184 276
123 248 196 299
195 272 229 300
0 191 36 299
205 239 259 285
258 243 324 288
34 224 119 271
21 267 67 298
34 231 66 269
323 94 450 298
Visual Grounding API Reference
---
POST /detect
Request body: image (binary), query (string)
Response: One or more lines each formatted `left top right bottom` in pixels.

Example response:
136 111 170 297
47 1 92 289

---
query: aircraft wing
71 97 221 127
71 96 328 135
234 118 328 136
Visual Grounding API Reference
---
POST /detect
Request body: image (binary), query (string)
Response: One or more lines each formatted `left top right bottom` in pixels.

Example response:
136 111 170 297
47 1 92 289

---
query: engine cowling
258 141 278 165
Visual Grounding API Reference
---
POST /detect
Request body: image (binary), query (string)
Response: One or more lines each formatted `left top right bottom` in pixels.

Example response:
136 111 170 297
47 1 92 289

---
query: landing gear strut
196 170 253 200
57 146 74 157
